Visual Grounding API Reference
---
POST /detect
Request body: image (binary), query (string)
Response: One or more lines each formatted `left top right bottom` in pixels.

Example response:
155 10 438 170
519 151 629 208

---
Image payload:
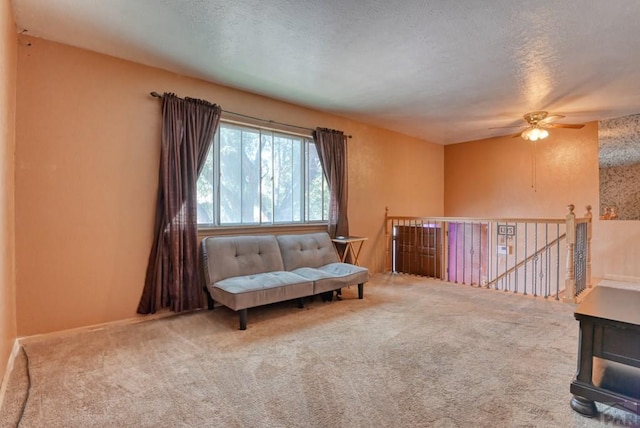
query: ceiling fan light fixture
521 126 549 141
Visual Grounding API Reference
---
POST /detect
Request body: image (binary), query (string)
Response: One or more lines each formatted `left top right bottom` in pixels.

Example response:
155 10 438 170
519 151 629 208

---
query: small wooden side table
331 236 367 266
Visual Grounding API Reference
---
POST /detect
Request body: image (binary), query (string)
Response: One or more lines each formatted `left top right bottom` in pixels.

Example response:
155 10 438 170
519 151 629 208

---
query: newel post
563 204 577 303
385 207 390 272
585 205 593 289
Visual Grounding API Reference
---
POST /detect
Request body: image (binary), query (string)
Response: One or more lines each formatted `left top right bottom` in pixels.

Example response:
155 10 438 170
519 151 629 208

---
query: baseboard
18 310 179 346
603 274 640 284
0 339 21 412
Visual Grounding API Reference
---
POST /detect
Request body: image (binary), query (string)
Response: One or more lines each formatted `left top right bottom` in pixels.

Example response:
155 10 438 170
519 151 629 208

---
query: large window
197 122 329 226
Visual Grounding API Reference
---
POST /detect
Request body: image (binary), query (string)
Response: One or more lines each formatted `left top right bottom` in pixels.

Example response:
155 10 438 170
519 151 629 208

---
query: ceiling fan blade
489 125 526 129
539 114 565 124
547 123 585 129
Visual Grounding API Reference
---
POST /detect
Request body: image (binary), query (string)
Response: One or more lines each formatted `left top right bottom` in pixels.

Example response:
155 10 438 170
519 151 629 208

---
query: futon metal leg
358 283 364 299
204 288 215 310
238 309 247 330
297 297 304 308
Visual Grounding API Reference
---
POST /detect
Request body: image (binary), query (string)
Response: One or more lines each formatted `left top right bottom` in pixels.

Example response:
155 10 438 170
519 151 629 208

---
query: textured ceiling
11 0 640 144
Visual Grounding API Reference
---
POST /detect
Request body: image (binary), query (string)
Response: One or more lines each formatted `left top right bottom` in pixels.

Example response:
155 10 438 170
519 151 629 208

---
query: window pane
219 125 242 224
260 133 273 223
273 135 294 222
241 129 261 223
196 144 214 224
292 141 302 221
307 141 324 221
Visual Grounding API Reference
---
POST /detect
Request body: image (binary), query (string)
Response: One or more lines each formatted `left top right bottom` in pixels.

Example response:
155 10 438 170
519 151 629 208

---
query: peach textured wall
15 36 443 336
444 122 640 281
0 0 17 381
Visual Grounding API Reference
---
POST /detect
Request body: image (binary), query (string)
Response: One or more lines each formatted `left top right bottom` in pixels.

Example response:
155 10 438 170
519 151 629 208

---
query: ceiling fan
492 111 586 141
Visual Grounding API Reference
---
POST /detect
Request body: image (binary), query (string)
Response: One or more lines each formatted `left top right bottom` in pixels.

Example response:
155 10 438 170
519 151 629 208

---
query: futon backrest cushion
201 235 284 285
277 232 339 271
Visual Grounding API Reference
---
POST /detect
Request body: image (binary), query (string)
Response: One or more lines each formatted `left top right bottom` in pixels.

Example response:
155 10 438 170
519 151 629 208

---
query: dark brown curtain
138 93 221 314
312 127 349 238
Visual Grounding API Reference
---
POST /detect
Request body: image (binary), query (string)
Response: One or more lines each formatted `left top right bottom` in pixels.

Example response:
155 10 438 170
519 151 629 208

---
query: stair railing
384 204 593 303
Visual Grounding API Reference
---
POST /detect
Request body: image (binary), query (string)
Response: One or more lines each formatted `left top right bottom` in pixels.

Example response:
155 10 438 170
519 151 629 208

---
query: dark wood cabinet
393 225 442 278
570 286 640 417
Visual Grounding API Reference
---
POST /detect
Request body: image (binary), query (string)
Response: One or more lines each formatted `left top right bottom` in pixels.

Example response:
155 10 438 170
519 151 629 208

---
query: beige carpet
1 274 638 427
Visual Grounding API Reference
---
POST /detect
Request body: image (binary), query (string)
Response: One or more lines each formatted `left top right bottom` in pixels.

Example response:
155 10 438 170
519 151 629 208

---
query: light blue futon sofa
201 232 368 330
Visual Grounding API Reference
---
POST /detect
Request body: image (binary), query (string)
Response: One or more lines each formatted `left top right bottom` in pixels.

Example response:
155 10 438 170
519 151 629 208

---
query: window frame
197 119 329 229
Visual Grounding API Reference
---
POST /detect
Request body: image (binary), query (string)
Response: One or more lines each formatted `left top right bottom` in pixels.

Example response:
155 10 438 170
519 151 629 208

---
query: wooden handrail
386 215 573 225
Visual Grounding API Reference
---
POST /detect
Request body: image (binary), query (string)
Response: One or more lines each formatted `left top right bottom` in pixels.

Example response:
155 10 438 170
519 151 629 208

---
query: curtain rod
150 92 351 138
